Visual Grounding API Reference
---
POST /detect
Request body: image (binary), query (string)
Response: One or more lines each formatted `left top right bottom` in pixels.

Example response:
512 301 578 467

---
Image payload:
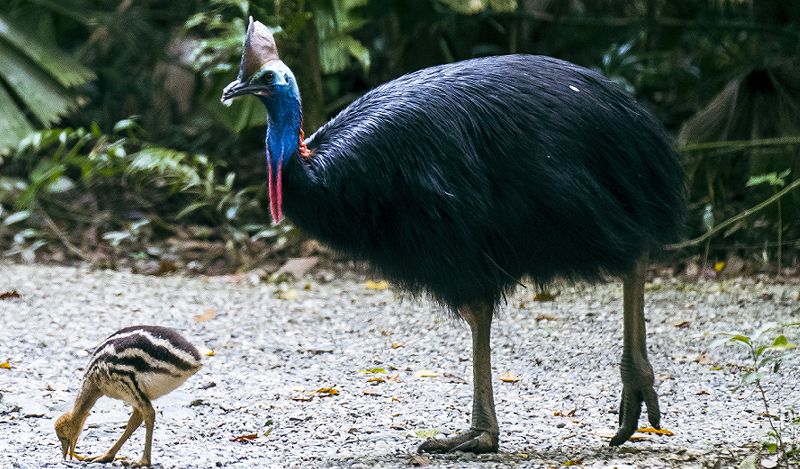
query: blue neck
261 92 302 170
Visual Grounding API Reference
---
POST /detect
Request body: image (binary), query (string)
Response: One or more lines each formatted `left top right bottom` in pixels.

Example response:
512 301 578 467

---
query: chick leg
132 401 155 467
418 302 499 453
90 410 143 463
610 252 661 446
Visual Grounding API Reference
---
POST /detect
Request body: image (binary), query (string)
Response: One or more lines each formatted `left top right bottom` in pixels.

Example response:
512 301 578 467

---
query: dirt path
1 263 798 468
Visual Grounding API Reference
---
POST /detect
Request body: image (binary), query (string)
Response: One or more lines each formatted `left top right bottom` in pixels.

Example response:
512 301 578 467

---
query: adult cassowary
223 18 684 453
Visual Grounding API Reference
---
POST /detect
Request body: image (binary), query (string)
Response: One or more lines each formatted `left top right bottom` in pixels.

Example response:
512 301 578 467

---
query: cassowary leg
610 252 661 446
132 401 155 467
89 409 143 463
418 302 499 454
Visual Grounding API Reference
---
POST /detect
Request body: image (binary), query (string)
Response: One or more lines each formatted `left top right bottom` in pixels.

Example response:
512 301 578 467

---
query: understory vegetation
0 0 799 275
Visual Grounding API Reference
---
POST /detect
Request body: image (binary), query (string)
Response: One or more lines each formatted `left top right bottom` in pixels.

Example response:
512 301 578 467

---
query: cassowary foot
88 453 116 463
610 382 660 446
417 430 498 454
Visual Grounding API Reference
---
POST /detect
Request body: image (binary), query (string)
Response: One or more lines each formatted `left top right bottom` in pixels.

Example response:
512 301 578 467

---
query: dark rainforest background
0 0 798 276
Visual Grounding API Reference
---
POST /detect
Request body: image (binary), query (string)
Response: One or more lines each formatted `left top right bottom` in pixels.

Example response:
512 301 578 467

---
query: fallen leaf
303 282 312 291
714 261 726 273
387 373 402 382
636 427 674 436
0 290 20 300
0 361 11 369
274 288 298 300
695 389 710 396
358 367 387 374
414 369 438 378
562 459 583 466
533 292 558 302
390 342 403 349
554 408 577 417
693 352 711 365
498 371 520 383
673 320 691 329
409 454 430 466
204 349 215 357
414 428 440 439
365 280 390 290
367 376 386 384
194 308 216 323
316 387 339 396
231 433 259 443
535 313 557 321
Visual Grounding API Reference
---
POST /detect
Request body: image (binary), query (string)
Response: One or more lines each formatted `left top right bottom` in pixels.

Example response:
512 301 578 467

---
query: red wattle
267 159 283 223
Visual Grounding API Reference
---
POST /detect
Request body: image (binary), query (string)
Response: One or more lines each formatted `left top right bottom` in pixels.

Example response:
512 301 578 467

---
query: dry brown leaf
0 361 11 369
673 320 691 329
409 454 430 466
194 308 216 323
365 280 390 290
498 371 520 383
367 376 386 384
390 341 403 349
553 408 576 417
0 290 20 300
414 369 438 378
316 387 339 396
231 433 259 443
533 292 558 302
535 313 557 321
637 427 675 436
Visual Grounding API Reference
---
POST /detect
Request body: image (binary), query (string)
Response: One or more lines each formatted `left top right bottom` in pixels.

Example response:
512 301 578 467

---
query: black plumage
285 55 683 308
223 18 684 453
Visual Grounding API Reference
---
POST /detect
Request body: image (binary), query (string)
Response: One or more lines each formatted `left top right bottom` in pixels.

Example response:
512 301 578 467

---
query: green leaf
176 202 210 219
0 41 79 126
741 371 763 385
0 14 95 87
771 335 788 347
0 84 35 149
728 334 752 347
3 210 31 226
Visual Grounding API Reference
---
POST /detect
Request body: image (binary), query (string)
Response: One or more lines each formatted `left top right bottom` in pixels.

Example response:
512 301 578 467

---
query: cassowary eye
261 71 274 82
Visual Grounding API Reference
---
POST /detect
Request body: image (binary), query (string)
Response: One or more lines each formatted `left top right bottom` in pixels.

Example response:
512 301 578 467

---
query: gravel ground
1 263 799 469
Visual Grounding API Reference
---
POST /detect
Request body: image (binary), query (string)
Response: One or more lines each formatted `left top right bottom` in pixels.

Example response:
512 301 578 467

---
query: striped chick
54 325 202 467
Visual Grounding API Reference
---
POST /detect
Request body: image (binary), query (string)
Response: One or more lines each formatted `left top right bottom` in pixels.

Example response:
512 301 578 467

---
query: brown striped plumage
54 326 201 467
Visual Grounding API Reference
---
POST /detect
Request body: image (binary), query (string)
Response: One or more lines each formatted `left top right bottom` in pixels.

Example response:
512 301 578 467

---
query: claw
610 383 660 446
418 430 498 454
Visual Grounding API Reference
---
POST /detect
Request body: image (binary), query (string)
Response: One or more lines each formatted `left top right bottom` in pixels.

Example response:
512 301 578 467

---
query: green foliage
314 0 370 74
0 119 284 266
718 323 800 467
0 8 94 150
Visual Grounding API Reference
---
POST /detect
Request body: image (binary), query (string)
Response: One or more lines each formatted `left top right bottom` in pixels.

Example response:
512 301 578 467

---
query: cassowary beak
221 79 253 105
